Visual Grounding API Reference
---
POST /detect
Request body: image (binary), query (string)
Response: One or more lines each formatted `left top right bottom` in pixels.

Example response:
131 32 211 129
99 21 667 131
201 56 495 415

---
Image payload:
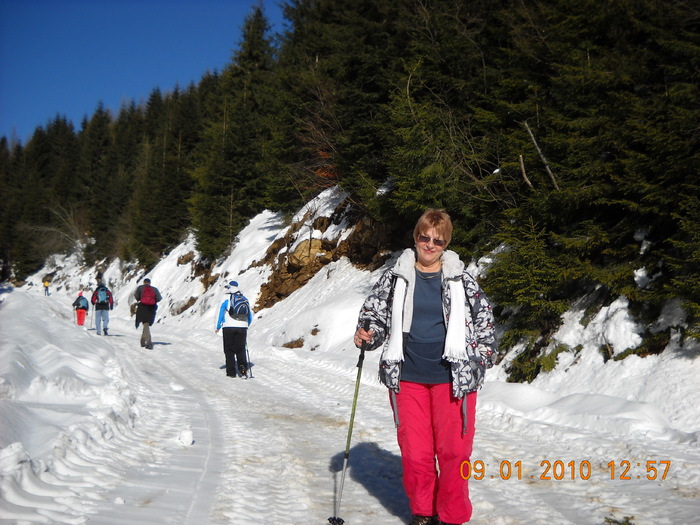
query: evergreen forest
1 0 698 378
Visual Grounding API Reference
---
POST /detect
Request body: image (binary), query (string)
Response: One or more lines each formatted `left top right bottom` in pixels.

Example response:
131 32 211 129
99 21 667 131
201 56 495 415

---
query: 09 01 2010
460 460 593 480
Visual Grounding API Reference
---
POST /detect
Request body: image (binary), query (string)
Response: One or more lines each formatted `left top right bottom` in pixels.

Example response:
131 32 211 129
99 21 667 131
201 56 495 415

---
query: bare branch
521 120 559 190
519 154 534 190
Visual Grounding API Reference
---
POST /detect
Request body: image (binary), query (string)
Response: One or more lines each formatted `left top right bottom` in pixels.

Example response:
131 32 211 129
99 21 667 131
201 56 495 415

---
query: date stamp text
460 460 671 481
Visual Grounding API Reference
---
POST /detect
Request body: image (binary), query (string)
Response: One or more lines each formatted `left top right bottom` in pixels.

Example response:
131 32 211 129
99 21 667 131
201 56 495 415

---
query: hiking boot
103 329 108 336
238 366 247 377
410 516 436 525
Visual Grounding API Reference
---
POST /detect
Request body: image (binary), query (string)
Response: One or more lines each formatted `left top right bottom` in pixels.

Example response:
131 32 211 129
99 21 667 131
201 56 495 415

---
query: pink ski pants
393 381 477 524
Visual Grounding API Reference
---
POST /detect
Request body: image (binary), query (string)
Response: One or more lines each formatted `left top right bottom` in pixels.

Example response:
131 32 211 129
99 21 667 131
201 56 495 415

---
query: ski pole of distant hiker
328 319 370 525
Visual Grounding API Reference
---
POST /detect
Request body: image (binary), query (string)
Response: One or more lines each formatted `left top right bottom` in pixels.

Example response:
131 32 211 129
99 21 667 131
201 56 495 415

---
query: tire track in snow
100 328 337 524
86 332 224 525
218 344 407 524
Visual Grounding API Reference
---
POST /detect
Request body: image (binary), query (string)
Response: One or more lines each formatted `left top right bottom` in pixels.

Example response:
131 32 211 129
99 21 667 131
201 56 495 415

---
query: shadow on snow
329 441 409 521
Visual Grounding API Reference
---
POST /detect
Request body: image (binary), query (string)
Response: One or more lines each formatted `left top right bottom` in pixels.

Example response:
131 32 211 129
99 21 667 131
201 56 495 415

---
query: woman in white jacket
216 281 252 377
354 209 497 525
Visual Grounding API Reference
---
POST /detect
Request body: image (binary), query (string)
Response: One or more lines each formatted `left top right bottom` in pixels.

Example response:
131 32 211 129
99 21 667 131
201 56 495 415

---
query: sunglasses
417 235 447 247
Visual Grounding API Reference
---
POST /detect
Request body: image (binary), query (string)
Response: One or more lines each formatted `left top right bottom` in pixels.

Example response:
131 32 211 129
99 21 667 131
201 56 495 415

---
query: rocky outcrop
255 197 391 310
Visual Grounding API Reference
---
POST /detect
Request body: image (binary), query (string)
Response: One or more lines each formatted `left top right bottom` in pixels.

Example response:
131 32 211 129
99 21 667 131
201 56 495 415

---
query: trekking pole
245 344 253 378
328 319 370 525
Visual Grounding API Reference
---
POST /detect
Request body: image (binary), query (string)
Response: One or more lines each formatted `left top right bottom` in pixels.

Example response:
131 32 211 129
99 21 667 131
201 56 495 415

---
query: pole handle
356 319 370 367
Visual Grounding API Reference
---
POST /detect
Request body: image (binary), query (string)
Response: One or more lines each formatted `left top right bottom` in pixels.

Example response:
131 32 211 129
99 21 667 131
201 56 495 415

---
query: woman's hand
353 326 373 349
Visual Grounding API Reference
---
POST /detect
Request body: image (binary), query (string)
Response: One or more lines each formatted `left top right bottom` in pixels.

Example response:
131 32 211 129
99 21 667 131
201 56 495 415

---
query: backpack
77 296 89 309
140 285 156 305
97 287 109 305
228 292 250 322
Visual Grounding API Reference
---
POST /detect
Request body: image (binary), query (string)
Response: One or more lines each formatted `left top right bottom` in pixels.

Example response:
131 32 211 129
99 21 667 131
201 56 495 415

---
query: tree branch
521 120 559 190
519 154 534 189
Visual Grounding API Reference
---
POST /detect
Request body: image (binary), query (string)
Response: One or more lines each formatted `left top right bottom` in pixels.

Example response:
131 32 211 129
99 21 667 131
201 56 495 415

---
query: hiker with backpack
215 280 252 378
72 291 90 326
134 278 162 350
91 282 114 335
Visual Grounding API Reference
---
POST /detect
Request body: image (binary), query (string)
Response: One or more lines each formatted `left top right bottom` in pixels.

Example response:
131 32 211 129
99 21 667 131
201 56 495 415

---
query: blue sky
0 0 285 145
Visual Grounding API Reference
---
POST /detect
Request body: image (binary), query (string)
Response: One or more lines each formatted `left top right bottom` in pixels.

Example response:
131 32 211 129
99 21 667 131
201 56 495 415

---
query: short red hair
413 209 452 246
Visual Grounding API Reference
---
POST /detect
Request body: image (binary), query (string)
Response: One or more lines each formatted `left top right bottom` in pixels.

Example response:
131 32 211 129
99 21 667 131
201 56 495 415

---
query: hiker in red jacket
134 278 162 349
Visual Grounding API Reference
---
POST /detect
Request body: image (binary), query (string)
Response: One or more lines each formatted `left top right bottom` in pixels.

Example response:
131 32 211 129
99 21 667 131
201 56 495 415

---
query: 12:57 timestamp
608 460 671 480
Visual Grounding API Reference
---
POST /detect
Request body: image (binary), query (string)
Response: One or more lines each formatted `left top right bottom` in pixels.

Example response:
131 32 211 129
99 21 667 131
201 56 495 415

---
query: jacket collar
394 248 463 280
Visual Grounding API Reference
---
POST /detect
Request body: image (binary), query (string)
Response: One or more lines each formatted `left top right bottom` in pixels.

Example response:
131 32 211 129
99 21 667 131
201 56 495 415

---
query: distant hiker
215 280 252 378
72 291 89 326
354 209 497 525
43 280 50 296
134 278 162 349
91 282 114 336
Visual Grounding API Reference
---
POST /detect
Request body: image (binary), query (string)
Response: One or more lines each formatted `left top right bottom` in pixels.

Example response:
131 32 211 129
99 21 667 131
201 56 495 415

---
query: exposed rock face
255 197 391 310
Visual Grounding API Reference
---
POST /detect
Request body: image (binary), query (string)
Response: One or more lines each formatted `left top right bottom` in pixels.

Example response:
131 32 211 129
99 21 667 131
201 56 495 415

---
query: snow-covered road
78 309 408 525
100 318 700 525
3 286 698 525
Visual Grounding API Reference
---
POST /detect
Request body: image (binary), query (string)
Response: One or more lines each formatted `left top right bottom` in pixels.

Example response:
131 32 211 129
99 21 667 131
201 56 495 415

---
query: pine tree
191 5 278 259
0 137 17 279
279 0 408 207
77 103 114 261
124 85 201 265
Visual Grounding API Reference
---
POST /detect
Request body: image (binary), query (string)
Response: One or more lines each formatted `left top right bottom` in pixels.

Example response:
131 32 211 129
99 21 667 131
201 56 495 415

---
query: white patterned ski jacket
357 248 497 398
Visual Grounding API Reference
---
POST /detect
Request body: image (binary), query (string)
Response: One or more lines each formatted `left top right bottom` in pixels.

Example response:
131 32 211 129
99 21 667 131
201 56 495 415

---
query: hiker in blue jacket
91 282 114 335
215 280 252 378
72 291 89 326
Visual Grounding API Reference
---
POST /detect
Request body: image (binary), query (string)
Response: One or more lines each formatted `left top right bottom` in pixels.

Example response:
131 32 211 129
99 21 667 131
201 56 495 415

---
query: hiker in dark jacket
72 291 89 326
134 278 162 349
91 283 114 335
